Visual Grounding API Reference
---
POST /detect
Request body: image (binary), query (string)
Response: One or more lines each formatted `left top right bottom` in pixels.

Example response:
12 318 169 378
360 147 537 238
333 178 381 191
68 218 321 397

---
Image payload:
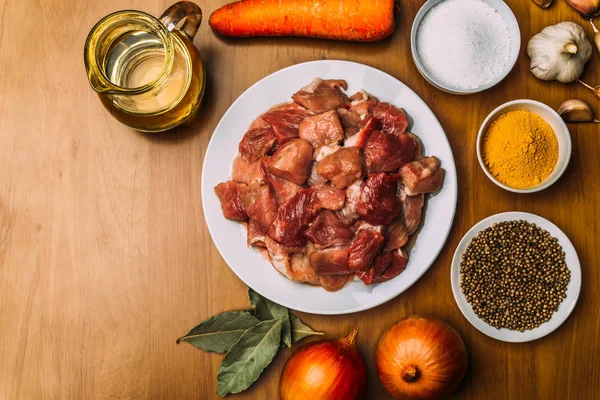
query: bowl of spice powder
477 100 572 193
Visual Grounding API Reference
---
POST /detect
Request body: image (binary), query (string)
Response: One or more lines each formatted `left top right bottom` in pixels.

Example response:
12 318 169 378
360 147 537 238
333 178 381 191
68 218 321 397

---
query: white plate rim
451 211 582 342
201 60 458 315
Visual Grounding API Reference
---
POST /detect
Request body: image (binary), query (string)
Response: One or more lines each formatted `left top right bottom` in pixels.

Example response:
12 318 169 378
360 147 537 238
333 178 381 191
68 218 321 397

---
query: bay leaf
176 311 260 353
248 288 291 348
216 318 283 397
290 314 324 343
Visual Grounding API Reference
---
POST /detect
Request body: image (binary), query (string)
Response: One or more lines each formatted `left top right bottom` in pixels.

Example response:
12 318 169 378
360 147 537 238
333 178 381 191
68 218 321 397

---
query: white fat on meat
314 143 341 162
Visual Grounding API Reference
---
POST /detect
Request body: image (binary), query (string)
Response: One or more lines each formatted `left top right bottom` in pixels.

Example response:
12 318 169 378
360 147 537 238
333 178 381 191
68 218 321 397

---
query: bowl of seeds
451 212 581 342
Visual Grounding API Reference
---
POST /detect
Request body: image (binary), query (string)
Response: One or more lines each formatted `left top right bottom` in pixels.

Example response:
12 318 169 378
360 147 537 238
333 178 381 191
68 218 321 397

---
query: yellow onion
280 329 367 400
565 0 600 17
376 315 468 399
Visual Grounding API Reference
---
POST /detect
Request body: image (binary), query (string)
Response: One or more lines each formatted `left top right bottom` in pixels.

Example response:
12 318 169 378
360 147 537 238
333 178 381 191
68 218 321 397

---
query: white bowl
451 212 581 343
410 0 521 95
201 60 458 315
476 100 572 193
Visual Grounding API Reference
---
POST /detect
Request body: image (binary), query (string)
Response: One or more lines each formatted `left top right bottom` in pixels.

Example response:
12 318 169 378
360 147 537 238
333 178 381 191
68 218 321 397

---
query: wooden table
1 0 599 399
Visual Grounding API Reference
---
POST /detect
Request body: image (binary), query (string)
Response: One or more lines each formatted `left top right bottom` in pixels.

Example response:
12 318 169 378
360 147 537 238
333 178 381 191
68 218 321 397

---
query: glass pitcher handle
159 1 202 40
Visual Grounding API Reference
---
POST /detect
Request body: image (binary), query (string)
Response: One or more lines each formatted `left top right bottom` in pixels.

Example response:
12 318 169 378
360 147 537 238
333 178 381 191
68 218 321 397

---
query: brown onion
376 315 468 399
280 329 367 400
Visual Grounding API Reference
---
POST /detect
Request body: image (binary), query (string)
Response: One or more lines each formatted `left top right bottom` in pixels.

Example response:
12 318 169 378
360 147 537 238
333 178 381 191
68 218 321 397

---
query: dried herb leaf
248 288 291 348
216 318 283 397
290 314 324 343
177 311 260 353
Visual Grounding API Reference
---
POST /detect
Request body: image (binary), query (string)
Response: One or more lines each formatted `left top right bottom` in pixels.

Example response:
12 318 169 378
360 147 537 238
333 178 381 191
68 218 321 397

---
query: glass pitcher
84 1 205 132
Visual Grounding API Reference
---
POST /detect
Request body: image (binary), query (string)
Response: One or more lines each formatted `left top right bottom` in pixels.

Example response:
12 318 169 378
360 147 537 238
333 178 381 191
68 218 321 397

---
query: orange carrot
209 0 396 42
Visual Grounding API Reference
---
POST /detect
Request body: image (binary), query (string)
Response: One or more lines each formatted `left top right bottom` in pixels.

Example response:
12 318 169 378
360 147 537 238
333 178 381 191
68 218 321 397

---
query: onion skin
280 329 367 400
376 315 468 400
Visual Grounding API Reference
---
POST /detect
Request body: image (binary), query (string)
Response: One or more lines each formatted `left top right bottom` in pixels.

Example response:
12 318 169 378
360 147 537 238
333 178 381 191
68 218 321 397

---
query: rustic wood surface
1 0 599 399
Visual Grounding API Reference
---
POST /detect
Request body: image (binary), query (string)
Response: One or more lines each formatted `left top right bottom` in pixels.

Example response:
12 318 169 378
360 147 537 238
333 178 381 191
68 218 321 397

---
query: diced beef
308 162 327 186
308 247 350 276
247 220 266 247
356 173 402 225
264 236 306 281
299 110 344 151
364 130 416 173
262 104 312 143
232 156 266 185
267 189 321 247
406 131 423 160
214 181 249 221
312 184 346 211
347 229 384 272
373 249 408 283
316 147 364 190
304 211 354 249
349 91 379 119
289 252 320 285
239 126 277 163
399 156 446 195
243 185 277 232
318 274 352 292
292 78 350 113
267 138 313 185
372 102 409 135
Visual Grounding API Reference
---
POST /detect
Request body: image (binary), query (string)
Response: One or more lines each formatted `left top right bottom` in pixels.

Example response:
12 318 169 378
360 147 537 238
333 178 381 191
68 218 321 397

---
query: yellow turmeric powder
482 110 558 189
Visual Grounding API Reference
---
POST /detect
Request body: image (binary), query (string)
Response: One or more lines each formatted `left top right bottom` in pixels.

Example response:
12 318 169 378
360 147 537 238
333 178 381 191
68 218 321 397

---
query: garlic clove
577 79 600 98
565 0 600 17
532 0 554 8
590 20 600 54
557 99 600 123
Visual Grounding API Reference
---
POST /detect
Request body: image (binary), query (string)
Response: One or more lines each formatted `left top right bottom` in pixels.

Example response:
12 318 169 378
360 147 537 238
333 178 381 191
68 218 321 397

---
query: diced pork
406 131 423 160
261 159 301 204
383 217 409 252
364 130 416 173
318 274 352 292
292 78 350 113
347 229 384 272
372 102 409 135
344 117 378 148
336 180 362 225
398 185 424 235
316 147 364 190
267 189 321 247
248 220 266 247
232 156 265 185
399 156 446 195
299 110 344 152
214 181 248 221
312 184 346 211
261 104 312 143
243 185 277 232
239 126 277 163
267 138 313 185
304 211 354 249
308 247 350 275
336 107 362 137
349 91 379 119
308 162 327 186
356 173 401 225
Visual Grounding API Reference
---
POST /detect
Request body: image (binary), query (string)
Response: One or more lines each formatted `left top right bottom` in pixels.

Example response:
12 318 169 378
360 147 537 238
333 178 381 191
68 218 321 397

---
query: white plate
202 60 458 315
451 212 581 342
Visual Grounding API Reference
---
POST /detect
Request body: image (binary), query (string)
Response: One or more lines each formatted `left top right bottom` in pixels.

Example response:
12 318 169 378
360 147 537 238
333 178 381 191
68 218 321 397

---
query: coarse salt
416 0 511 90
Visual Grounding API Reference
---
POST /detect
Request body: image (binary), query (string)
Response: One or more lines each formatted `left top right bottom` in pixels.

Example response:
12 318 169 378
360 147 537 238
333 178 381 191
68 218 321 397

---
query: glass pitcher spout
84 2 205 132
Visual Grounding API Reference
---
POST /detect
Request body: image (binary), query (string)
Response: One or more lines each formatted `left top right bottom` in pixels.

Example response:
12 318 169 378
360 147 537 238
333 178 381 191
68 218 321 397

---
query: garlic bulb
527 22 592 83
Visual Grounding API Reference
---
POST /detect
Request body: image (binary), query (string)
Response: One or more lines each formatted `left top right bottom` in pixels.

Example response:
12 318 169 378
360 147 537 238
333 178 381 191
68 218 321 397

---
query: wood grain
1 0 599 399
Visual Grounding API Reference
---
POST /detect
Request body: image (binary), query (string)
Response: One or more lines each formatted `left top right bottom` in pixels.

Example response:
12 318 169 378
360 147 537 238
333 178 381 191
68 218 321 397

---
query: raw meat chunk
248 220 266 247
318 274 352 292
239 126 277 163
336 107 362 137
344 117 379 148
299 110 344 151
349 91 379 119
308 162 327 186
267 138 313 185
406 131 423 160
336 180 362 225
316 147 364 190
261 159 302 204
356 173 402 225
232 156 265 185
243 185 277 232
373 249 408 283
398 185 424 235
267 189 321 247
262 104 312 143
308 247 350 275
399 156 446 195
292 78 349 113
383 217 409 252
347 229 384 272
312 184 346 211
373 102 409 135
304 211 354 249
364 130 416 173
214 181 248 221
